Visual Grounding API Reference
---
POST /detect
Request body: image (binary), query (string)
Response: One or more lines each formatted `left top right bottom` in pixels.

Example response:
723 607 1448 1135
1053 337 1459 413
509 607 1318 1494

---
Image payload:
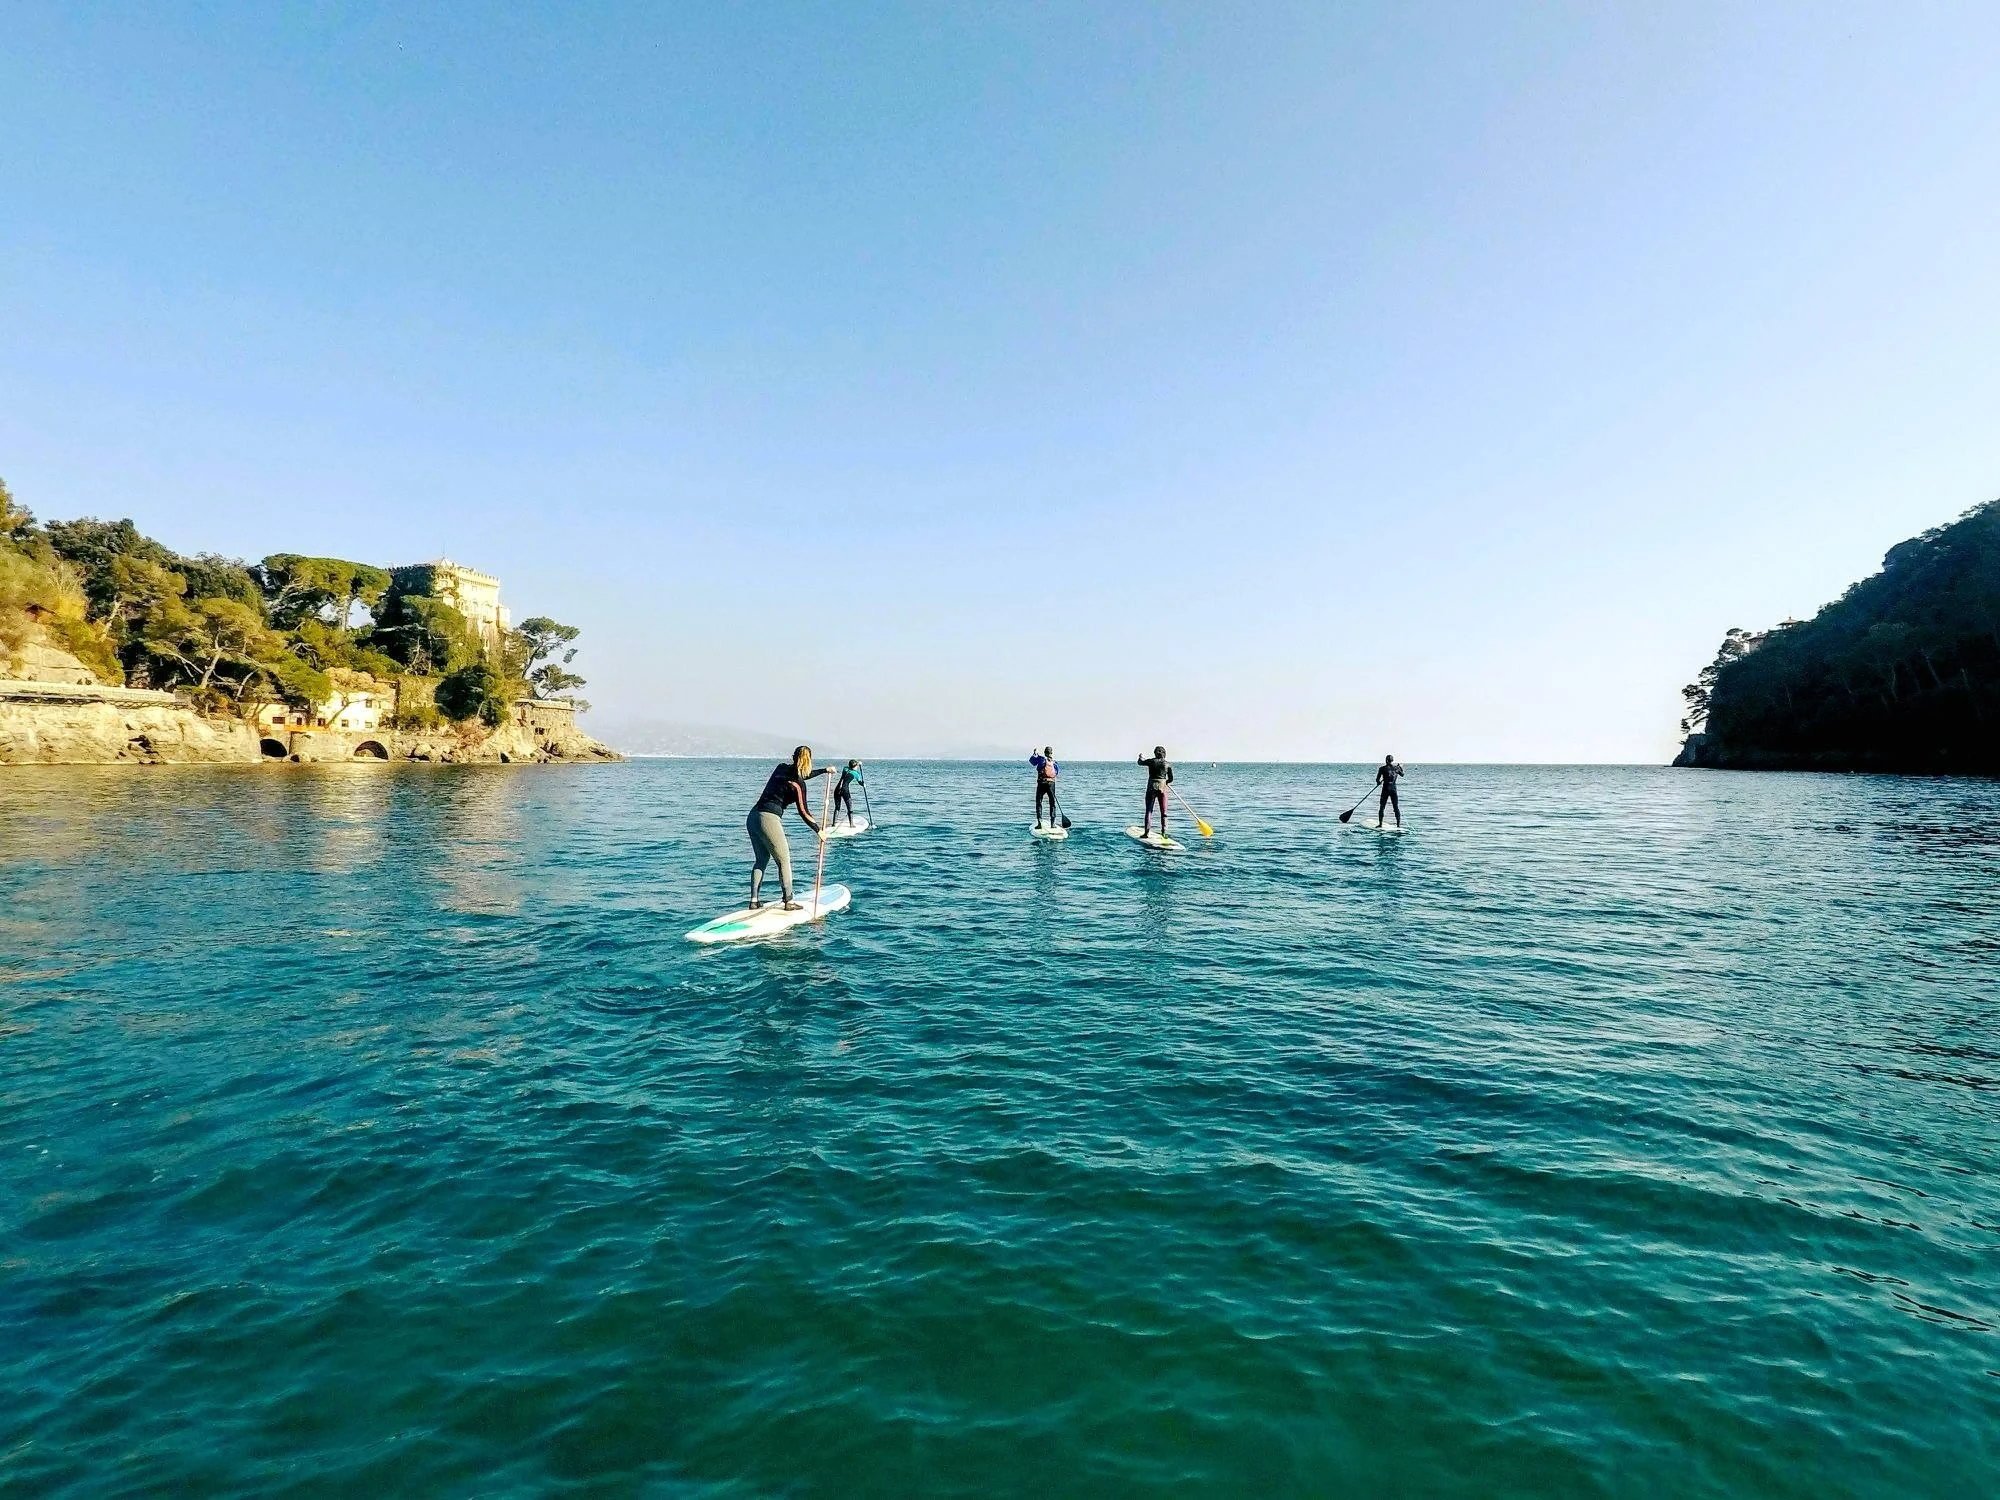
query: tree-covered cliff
1677 499 2000 774
0 477 587 727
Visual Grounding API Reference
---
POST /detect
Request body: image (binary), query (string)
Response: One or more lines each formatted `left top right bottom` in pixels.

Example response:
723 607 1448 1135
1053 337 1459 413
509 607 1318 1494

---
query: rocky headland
1 483 620 768
1 637 618 766
1675 498 2000 776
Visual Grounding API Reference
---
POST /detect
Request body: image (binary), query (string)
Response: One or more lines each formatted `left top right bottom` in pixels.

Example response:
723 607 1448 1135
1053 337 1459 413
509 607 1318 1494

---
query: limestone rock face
0 693 261 764
1671 733 1711 768
1 636 102 686
390 718 620 765
0 680 618 767
258 711 619 765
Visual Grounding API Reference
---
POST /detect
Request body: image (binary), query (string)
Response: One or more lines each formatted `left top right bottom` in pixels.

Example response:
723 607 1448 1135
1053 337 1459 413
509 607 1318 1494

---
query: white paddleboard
821 817 870 839
1364 822 1407 835
1125 826 1183 850
1031 824 1069 840
685 884 852 944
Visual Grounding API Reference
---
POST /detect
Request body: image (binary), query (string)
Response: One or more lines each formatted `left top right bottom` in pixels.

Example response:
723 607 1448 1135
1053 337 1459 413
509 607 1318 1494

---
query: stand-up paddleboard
1031 824 1069 840
1365 821 1407 835
1125 826 1183 850
686 884 851 944
822 817 870 839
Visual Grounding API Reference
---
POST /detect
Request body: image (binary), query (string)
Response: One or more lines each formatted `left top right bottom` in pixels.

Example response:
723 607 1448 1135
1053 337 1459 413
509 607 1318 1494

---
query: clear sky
4 3 1998 760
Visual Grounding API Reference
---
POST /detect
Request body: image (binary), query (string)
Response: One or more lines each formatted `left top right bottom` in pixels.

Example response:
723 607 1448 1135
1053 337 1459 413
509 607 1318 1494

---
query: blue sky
4 3 1998 759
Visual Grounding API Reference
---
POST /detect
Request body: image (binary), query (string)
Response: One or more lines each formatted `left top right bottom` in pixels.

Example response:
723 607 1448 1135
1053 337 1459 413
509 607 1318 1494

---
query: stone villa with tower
389 559 512 643
1 553 615 766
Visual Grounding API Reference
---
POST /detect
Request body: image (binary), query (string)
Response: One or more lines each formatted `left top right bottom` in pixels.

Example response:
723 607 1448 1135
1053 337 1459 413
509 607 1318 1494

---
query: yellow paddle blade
1173 790 1215 837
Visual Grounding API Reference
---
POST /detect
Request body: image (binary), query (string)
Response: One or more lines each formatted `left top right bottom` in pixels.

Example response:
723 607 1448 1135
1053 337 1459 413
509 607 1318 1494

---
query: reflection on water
292 764 395 872
427 769 530 916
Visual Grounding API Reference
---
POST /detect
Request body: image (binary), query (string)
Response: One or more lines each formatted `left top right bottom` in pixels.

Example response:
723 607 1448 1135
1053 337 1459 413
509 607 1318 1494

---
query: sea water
2 761 1996 1497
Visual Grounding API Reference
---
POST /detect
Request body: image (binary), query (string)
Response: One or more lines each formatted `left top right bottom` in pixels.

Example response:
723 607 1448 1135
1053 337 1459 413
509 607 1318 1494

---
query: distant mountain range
582 719 808 758
581 717 1018 761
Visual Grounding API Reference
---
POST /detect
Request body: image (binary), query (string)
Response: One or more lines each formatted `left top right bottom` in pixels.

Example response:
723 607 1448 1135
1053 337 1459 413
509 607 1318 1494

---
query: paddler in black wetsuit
1138 746 1172 836
834 759 864 827
1029 746 1059 828
747 745 829 909
1375 754 1404 829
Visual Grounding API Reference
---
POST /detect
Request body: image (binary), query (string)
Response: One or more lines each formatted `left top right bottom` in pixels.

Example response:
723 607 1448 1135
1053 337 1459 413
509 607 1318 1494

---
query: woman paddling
748 745 829 910
1137 746 1173 837
834 758 864 827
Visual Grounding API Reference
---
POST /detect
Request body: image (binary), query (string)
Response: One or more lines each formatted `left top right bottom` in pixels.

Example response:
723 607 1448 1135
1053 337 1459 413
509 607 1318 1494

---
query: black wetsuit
754 762 805 817
1139 754 1172 831
835 766 861 823
1375 762 1403 825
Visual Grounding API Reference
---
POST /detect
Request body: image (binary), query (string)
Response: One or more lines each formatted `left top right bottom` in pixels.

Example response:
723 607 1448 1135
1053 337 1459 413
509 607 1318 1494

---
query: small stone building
512 697 578 749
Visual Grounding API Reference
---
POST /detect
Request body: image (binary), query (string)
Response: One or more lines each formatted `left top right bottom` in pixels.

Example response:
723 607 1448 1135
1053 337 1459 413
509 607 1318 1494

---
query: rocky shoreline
1672 731 1990 776
0 679 621 766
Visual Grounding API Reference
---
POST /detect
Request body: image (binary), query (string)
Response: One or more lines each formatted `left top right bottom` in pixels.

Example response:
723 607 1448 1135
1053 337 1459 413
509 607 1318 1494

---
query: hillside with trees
1677 498 2000 774
0 476 587 730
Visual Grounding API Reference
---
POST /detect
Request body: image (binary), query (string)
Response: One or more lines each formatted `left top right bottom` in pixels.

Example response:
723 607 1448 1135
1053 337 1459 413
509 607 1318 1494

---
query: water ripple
2 762 1997 1496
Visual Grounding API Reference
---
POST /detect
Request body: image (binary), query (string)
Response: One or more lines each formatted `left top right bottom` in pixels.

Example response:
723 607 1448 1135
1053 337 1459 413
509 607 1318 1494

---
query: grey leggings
748 810 793 903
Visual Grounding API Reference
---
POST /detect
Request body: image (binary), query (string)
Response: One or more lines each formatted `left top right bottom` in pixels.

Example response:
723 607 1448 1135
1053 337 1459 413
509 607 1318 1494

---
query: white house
254 681 387 734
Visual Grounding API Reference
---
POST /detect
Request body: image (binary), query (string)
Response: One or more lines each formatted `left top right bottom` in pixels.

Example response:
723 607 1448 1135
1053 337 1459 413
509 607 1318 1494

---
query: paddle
1052 788 1073 831
1337 783 1376 823
1172 788 1214 837
860 777 875 829
808 769 833 913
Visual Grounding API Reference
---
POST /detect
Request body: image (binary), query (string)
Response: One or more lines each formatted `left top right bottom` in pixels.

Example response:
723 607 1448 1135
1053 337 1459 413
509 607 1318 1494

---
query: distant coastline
591 718 1016 761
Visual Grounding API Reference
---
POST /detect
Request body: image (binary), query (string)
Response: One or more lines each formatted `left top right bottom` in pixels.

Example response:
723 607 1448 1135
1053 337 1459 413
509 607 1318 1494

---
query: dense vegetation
1679 498 2000 774
0 477 585 727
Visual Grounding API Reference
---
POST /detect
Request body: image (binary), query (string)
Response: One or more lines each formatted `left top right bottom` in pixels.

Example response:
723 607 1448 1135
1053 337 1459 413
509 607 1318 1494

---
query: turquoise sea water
3 760 1997 1497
